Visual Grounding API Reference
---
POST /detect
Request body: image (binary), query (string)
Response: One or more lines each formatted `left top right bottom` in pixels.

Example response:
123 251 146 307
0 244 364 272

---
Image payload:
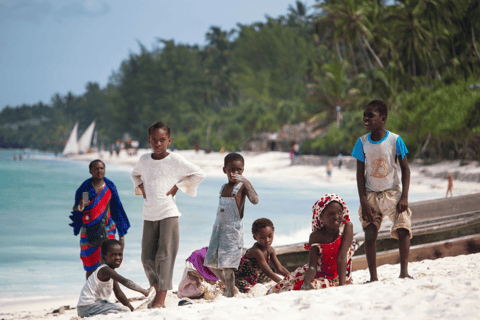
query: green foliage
2 0 480 160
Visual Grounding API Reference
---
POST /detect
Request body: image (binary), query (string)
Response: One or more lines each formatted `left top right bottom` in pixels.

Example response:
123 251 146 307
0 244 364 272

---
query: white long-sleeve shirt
131 152 206 221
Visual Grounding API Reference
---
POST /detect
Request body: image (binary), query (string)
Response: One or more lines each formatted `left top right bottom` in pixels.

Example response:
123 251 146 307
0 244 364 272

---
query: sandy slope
3 253 480 320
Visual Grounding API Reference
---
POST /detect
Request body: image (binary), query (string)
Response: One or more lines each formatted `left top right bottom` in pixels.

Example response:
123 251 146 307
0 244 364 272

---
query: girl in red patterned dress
234 218 290 293
267 194 354 294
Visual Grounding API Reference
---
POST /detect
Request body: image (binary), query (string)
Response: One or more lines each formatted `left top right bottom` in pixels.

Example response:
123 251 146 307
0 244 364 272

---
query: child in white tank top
77 239 150 317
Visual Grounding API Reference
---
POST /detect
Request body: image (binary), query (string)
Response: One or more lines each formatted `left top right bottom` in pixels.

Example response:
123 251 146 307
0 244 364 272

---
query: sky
0 0 317 110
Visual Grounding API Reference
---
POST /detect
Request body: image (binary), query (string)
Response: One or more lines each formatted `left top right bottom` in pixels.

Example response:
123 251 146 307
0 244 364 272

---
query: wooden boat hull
275 193 480 272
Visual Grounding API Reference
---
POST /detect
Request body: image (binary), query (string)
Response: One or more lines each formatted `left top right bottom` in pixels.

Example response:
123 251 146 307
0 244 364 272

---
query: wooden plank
352 234 480 271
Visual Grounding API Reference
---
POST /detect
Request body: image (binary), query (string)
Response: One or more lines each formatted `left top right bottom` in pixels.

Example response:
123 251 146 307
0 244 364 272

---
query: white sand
7 149 478 319
3 253 480 319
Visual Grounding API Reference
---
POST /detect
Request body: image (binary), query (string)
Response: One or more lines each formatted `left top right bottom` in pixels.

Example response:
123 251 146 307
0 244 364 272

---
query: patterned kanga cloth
234 248 270 293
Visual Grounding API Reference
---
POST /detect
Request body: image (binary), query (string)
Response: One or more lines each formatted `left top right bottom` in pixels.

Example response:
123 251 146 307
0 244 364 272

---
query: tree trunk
362 34 384 68
427 49 441 80
418 132 431 159
357 40 370 70
428 15 451 75
472 26 480 62
335 41 343 61
349 41 358 75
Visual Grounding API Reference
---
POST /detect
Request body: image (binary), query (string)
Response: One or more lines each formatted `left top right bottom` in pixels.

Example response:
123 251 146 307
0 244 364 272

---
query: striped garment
70 178 130 272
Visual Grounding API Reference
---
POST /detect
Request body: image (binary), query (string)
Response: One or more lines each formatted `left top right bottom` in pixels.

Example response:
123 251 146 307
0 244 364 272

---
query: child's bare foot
399 274 414 279
148 290 167 308
147 299 166 309
223 290 235 298
364 278 378 284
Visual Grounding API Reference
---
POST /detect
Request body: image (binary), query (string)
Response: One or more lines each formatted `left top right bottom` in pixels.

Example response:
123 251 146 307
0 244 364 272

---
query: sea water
0 149 446 306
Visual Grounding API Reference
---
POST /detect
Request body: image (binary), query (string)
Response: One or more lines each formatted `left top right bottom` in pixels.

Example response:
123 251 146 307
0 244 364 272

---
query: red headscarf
311 193 350 231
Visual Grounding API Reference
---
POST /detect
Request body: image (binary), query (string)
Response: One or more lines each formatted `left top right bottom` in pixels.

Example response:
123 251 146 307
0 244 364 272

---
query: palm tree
315 0 384 73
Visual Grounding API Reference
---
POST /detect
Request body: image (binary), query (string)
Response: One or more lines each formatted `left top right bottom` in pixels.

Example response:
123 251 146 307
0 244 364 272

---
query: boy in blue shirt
351 100 413 282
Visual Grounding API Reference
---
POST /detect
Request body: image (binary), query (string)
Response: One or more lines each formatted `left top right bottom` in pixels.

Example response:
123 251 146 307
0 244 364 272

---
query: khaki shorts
358 185 412 239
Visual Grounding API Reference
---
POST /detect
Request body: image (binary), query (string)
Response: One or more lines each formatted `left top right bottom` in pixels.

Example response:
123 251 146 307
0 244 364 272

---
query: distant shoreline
58 148 480 197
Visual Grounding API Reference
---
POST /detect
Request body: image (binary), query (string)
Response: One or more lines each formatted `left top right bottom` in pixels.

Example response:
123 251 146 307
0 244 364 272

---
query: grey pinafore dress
204 182 244 269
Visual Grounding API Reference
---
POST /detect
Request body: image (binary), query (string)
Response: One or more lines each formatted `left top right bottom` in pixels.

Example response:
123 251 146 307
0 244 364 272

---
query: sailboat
62 122 79 156
62 121 96 156
78 121 96 154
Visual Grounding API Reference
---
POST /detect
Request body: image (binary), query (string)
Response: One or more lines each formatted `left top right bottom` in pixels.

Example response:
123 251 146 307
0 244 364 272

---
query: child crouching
77 239 149 317
235 218 289 293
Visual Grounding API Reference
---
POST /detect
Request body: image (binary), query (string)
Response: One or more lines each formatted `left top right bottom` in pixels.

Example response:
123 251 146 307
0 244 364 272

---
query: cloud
0 0 110 24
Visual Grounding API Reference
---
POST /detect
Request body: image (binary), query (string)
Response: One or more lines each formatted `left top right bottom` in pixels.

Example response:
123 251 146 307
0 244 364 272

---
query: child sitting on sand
267 194 354 294
235 218 290 293
76 239 150 317
204 152 259 297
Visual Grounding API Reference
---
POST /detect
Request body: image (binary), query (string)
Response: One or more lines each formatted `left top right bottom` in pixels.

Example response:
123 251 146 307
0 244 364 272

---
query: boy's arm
397 156 410 213
268 247 290 277
356 160 375 223
232 174 259 204
113 280 134 311
97 267 149 297
337 222 353 286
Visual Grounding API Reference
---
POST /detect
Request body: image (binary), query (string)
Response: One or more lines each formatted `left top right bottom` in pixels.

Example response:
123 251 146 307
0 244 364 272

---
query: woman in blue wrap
70 159 131 279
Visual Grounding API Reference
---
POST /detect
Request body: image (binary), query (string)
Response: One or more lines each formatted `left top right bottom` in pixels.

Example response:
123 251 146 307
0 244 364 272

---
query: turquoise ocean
0 149 446 306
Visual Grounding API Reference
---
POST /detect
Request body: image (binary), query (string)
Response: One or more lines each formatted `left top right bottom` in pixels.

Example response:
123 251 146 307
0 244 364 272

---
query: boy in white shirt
351 100 412 282
131 121 206 308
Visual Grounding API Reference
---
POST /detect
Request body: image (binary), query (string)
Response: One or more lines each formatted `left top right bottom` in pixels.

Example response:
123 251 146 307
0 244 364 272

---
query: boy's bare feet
223 290 235 298
364 279 378 284
399 274 414 279
147 288 167 309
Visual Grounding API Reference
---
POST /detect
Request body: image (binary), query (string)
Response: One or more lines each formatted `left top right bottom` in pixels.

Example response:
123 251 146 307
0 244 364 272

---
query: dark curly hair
224 152 244 167
251 218 274 235
101 239 123 257
366 99 388 117
89 159 105 171
147 121 171 139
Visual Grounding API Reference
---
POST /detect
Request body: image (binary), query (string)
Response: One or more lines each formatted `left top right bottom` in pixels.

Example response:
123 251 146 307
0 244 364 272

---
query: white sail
78 121 96 153
62 122 79 156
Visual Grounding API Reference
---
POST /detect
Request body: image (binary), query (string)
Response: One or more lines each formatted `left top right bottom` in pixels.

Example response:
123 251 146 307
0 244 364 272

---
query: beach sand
3 252 480 319
5 149 479 319
66 148 480 196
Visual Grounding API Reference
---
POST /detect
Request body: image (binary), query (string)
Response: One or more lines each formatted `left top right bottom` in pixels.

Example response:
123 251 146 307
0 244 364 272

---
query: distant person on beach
204 152 259 297
235 218 289 293
351 99 412 282
337 153 343 168
70 159 131 280
131 121 206 308
267 194 354 294
76 239 150 317
446 173 453 197
326 160 333 178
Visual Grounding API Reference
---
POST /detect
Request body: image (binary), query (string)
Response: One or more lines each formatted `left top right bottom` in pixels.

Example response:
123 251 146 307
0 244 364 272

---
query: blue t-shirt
351 131 408 162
